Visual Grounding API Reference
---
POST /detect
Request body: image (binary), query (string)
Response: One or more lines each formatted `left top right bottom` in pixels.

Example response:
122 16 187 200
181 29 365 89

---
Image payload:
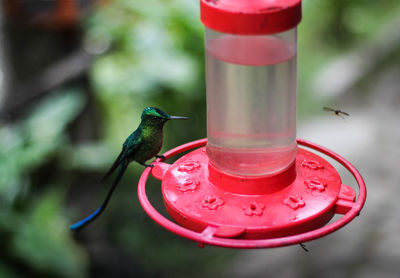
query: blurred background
1 0 400 277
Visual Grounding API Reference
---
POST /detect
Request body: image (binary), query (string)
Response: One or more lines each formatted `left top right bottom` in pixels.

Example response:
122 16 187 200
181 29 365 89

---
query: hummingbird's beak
169 116 189 120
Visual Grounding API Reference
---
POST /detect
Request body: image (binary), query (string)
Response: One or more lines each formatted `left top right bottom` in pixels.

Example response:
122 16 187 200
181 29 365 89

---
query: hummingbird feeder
138 0 366 248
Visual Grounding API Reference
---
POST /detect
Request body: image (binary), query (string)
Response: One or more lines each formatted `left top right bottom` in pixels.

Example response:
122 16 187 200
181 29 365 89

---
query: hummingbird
70 107 188 231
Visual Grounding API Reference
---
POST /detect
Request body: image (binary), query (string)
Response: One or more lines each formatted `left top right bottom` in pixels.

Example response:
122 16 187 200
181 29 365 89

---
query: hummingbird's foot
155 155 166 161
140 162 154 168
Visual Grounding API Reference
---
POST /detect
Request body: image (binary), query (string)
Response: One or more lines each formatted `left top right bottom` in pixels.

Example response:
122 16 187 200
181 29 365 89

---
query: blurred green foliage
86 0 205 148
1 0 400 277
0 91 88 278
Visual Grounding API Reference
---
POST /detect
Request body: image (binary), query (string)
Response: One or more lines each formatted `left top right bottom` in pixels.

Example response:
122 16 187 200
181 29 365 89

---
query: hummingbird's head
141 107 188 124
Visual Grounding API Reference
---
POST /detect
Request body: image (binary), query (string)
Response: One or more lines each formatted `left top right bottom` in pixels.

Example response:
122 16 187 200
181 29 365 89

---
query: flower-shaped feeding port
177 179 200 192
301 159 325 171
243 201 265 216
304 178 327 192
178 160 201 172
283 195 306 210
201 195 224 210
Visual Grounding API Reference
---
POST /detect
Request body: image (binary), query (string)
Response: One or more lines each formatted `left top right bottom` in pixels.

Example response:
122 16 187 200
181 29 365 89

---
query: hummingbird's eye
153 116 158 120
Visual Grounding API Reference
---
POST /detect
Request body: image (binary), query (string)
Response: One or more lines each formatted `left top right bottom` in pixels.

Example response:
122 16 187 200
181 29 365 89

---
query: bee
323 107 349 119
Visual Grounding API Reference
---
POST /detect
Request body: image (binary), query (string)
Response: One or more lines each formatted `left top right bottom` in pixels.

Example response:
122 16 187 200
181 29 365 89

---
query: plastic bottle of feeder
203 0 301 176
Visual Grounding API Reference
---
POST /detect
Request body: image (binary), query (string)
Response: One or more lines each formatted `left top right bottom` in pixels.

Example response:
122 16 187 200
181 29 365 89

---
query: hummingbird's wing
101 146 127 182
323 107 335 112
101 131 142 181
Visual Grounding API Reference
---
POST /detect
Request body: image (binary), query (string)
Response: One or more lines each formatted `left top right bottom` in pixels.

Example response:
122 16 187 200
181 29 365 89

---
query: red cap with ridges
200 0 302 35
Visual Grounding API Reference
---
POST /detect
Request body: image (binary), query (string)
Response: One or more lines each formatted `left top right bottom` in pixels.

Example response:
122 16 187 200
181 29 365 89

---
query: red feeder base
138 138 366 248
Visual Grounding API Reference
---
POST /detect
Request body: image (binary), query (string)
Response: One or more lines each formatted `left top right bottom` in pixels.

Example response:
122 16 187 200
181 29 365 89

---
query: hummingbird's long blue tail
70 163 128 231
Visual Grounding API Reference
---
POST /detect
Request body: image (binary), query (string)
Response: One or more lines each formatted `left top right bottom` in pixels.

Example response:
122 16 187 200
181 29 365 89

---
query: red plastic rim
138 138 366 248
201 0 302 35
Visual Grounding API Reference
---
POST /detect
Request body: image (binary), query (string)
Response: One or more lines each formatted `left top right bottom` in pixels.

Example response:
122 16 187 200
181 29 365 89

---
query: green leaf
0 89 86 205
24 89 86 140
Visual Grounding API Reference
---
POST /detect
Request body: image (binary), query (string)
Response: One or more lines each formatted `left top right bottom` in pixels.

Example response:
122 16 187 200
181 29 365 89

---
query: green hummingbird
70 107 188 231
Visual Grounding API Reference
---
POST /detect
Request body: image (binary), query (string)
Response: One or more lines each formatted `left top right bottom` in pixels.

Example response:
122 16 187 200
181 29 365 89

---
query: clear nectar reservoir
203 0 300 176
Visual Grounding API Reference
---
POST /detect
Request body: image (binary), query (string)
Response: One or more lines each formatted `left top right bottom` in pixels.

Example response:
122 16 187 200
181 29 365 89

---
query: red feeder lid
138 139 366 249
200 0 302 35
